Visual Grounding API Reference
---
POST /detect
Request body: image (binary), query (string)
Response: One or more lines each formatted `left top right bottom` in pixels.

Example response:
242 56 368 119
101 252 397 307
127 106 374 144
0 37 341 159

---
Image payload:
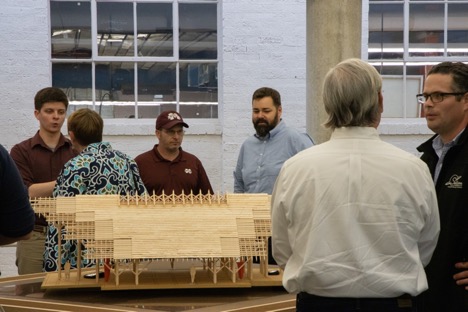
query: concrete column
307 0 363 143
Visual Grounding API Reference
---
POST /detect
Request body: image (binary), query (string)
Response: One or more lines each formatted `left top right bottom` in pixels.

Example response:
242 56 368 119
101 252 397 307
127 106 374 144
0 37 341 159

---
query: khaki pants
16 231 46 275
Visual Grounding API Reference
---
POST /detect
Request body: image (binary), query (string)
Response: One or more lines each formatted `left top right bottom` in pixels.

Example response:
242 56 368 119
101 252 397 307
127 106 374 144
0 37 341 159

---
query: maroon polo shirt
10 131 77 225
135 145 213 196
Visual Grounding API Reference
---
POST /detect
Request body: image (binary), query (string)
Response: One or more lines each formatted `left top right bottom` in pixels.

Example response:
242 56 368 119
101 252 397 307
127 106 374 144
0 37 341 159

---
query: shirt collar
31 130 70 150
82 142 111 153
330 127 380 140
432 129 464 151
153 145 183 162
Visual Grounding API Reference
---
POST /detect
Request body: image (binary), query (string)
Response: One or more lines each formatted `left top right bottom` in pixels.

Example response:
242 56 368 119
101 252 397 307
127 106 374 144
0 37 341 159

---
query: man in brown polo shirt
10 87 77 275
135 110 213 196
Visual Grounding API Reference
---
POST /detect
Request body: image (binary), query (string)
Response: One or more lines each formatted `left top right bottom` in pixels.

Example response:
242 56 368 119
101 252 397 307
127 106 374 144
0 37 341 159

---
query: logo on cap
167 112 181 121
156 110 189 130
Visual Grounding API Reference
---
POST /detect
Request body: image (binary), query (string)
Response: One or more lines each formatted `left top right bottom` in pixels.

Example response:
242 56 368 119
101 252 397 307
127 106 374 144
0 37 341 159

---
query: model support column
306 0 363 143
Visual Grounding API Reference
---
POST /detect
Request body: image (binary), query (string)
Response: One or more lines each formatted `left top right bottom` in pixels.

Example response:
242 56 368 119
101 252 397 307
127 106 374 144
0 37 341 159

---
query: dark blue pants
296 292 418 312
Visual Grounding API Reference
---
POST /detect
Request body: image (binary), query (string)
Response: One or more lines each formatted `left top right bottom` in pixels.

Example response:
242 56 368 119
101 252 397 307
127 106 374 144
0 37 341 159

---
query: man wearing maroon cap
135 110 213 196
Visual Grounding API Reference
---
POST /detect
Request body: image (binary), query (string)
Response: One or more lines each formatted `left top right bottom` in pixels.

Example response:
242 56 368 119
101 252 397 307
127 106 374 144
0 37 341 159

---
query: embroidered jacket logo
445 174 463 189
185 168 192 174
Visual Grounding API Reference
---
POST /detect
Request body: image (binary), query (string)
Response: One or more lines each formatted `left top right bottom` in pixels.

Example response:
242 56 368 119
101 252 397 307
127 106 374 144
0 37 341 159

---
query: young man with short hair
10 87 77 274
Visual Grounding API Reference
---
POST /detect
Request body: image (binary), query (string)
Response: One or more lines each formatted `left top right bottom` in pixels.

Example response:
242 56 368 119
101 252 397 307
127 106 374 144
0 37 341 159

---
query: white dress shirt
271 127 440 297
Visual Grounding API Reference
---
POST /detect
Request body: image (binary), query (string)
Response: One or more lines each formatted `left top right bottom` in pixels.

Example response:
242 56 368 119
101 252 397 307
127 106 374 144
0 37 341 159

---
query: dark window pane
52 63 92 117
52 62 92 114
96 62 135 118
95 63 135 100
179 63 218 118
51 1 91 59
137 3 173 57
137 62 176 119
179 4 217 60
409 3 444 57
97 2 134 57
368 3 404 60
448 3 468 57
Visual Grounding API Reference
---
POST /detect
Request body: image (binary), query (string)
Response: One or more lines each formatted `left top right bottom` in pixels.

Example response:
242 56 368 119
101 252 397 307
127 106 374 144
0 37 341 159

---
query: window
51 0 218 119
368 0 468 118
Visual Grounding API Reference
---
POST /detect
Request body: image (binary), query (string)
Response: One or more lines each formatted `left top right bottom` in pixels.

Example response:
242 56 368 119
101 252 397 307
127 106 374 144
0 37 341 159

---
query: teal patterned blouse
43 142 147 272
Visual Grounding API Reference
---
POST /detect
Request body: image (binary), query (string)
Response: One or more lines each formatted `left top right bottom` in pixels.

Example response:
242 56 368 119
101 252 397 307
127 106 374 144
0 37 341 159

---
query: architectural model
31 192 281 290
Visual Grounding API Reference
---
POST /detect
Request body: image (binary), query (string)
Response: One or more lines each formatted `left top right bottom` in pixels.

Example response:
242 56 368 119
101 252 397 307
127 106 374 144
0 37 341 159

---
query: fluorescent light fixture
369 48 404 53
53 30 73 36
369 61 444 66
369 47 468 53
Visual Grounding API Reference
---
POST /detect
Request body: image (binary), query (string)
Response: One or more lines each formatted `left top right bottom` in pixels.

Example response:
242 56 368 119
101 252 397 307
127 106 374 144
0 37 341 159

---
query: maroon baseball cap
156 110 189 130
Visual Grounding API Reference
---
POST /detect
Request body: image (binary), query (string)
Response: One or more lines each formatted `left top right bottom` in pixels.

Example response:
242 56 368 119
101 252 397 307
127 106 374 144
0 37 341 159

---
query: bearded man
233 87 313 265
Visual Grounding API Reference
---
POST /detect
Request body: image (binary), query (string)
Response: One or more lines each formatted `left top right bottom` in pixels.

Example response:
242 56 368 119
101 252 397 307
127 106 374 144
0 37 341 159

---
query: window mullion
91 0 98 109
444 1 448 58
403 0 409 61
133 1 138 119
174 0 180 111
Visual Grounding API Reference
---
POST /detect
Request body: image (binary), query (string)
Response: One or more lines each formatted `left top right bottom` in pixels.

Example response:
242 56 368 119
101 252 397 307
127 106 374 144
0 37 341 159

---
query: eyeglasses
162 129 185 136
416 92 467 104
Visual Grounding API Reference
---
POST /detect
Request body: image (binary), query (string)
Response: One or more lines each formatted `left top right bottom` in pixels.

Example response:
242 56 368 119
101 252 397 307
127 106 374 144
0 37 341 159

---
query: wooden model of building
31 192 278 290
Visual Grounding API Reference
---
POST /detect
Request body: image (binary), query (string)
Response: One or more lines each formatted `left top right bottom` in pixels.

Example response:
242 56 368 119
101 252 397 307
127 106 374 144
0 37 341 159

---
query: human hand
454 262 468 290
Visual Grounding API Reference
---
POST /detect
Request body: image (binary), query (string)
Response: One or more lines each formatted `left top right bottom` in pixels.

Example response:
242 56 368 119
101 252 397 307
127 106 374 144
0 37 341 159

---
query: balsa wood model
31 192 282 290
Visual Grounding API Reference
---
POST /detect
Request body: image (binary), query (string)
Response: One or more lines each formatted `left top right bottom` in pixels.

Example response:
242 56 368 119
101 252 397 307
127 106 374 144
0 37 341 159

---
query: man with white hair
271 58 440 311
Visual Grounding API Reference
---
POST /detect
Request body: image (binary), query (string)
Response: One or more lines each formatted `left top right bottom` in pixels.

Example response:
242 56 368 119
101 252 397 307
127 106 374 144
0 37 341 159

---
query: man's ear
463 93 468 111
378 91 384 113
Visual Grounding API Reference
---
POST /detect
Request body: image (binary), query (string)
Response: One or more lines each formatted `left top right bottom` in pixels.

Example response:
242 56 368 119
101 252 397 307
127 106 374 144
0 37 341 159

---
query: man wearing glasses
135 110 213 196
416 62 468 312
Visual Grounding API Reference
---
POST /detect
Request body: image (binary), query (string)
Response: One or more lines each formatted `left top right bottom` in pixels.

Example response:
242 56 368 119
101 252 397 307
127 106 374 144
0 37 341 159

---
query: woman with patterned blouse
43 108 147 272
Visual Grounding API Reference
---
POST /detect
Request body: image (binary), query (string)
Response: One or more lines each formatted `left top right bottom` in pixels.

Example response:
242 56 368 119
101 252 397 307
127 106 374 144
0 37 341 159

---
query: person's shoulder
113 148 137 164
277 122 305 136
96 143 130 160
457 130 468 151
179 149 201 161
9 137 37 162
11 136 35 151
281 124 305 135
241 134 258 144
135 149 154 162
111 147 129 158
278 126 313 147
378 140 429 166
0 144 8 156
0 144 9 169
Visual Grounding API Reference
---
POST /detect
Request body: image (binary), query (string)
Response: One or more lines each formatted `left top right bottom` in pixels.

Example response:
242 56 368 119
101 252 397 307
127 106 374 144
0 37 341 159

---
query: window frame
50 0 220 123
365 0 468 123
